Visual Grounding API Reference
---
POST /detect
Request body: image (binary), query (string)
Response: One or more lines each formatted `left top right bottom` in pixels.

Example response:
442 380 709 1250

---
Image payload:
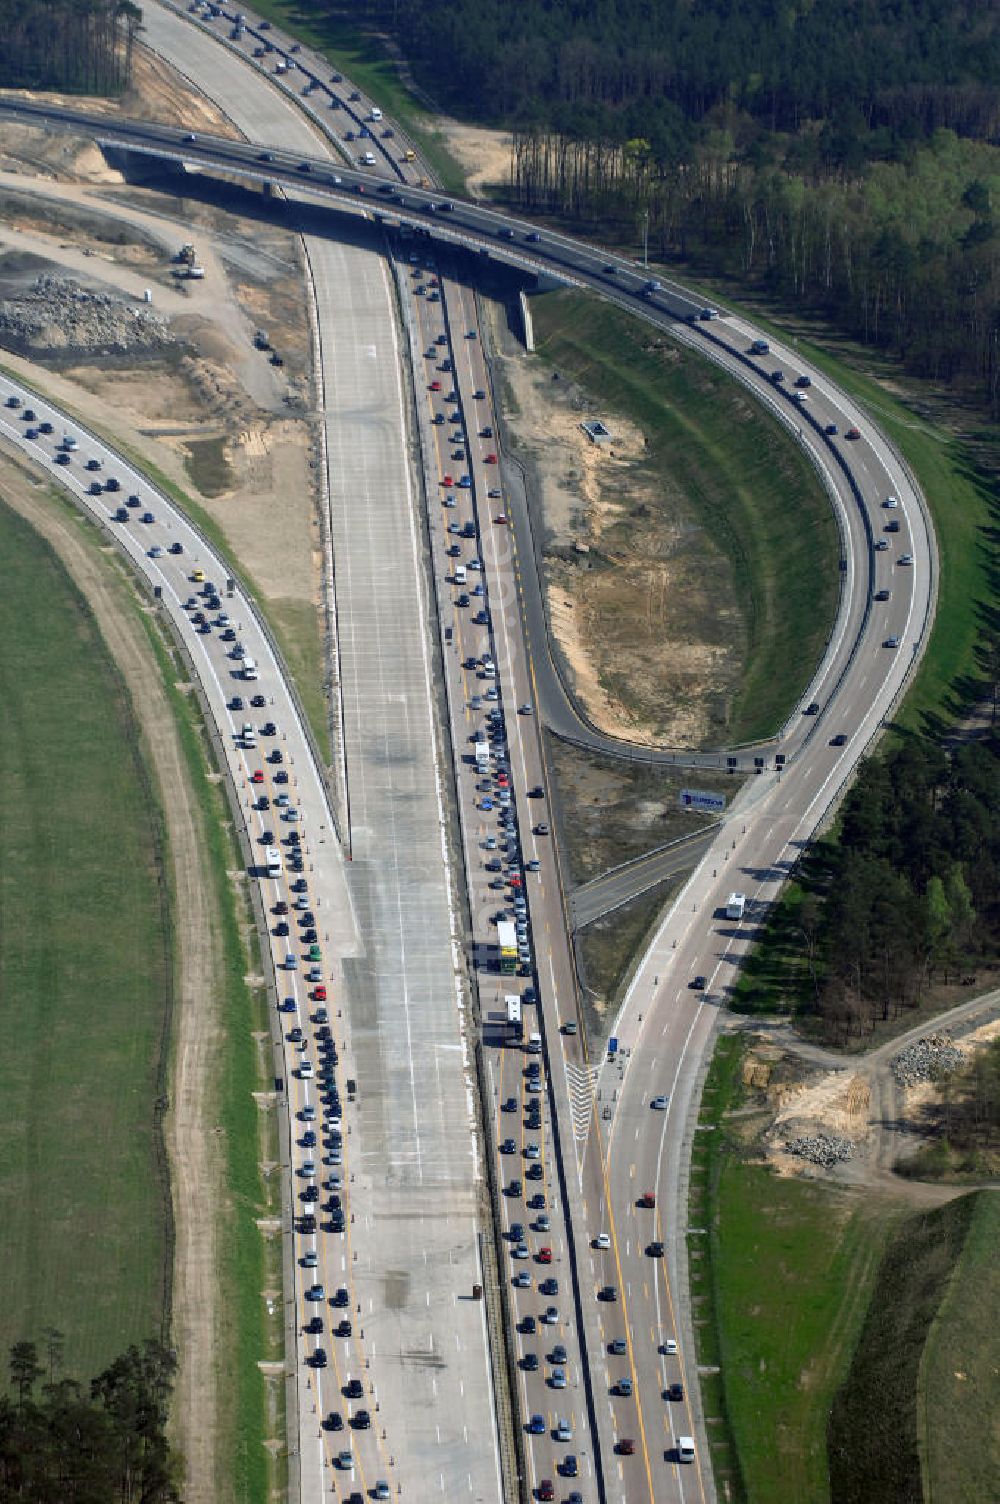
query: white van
241 655 259 681
526 1031 542 1055
678 1437 696 1463
370 106 382 121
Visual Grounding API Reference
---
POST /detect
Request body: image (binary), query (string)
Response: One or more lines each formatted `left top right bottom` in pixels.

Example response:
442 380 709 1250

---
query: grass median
0 497 172 1380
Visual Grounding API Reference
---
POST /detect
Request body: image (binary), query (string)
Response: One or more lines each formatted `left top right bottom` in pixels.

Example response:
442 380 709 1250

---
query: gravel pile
0 275 171 356
892 1034 964 1086
783 1133 854 1167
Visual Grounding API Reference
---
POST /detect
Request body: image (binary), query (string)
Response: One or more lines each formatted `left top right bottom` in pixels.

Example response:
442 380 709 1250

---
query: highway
0 11 938 1502
84 5 503 1500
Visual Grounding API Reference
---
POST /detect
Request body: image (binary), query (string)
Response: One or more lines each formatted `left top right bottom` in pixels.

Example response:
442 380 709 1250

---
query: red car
441 474 454 487
845 426 861 440
538 1484 554 1502
537 1247 553 1264
429 380 442 391
495 512 508 524
313 985 327 1002
484 452 498 464
638 1191 656 1209
617 1438 636 1456
251 770 265 784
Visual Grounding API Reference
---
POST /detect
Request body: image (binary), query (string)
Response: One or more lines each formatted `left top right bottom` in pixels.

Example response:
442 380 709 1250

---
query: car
322 1411 343 1431
884 495 900 509
608 1337 627 1356
825 422 839 435
616 1438 635 1456
690 975 707 991
615 1376 633 1396
845 426 861 439
593 1232 611 1249
352 1409 371 1430
534 823 549 836
511 1243 529 1260
537 1481 555 1501
301 1251 318 1268
899 553 914 566
804 701 820 715
770 370 784 384
830 733 848 746
512 1270 531 1289
303 1314 323 1335
666 1381 685 1402
599 1285 617 1302
506 1179 522 1197
525 1143 541 1162
541 1305 559 1325
537 1247 553 1264
874 588 891 601
550 1367 567 1388
335 1450 353 1471
874 538 889 551
560 1454 579 1478
344 1377 364 1399
795 374 812 388
638 1190 656 1208
660 1337 678 1354
884 635 900 649
650 1095 669 1111
554 1417 572 1442
521 1352 538 1371
647 1241 665 1257
528 1413 545 1435
250 770 264 784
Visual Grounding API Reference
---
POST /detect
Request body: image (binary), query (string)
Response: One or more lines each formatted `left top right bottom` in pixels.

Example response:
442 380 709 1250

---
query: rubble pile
0 276 171 356
892 1034 964 1086
783 1133 854 1167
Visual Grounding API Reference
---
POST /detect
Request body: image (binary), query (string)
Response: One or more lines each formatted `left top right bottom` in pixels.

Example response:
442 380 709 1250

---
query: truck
362 150 376 167
264 846 282 878
505 994 522 1041
474 737 490 772
726 892 746 922
496 921 518 976
369 106 382 121
241 654 259 681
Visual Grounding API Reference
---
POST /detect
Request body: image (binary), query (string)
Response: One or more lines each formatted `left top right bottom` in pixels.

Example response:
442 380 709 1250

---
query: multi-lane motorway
0 7 937 1504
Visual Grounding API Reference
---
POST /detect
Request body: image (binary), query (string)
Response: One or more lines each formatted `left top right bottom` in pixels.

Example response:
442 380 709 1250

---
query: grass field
0 498 172 1382
531 291 839 744
918 1191 1000 1501
243 0 467 191
691 1034 897 1502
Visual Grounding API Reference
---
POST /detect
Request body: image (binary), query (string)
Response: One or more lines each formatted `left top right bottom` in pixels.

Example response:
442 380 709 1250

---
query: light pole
642 207 649 269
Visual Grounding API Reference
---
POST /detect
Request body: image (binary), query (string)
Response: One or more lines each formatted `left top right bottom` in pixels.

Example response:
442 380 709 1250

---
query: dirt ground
436 118 512 196
0 160 319 604
0 45 238 145
741 1010 1000 1204
494 330 738 747
0 446 226 1500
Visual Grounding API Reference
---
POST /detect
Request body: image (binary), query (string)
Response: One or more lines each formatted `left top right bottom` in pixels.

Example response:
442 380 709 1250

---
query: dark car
666 1382 684 1402
690 976 707 991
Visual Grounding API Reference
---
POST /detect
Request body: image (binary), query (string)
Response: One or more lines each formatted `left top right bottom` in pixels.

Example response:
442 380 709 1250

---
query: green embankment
140 615 281 1503
828 1191 995 1504
727 313 997 734
691 1034 897 1502
919 1190 1000 1501
532 291 839 744
0 498 172 1380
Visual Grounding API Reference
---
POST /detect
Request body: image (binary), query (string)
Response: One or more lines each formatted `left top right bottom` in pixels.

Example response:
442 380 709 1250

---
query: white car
898 553 914 566
884 495 899 508
660 1337 678 1355
594 1233 611 1249
651 1095 669 1110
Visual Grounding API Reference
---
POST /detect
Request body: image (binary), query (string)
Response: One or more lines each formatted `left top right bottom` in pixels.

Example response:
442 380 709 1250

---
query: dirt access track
0 445 229 1500
741 990 1000 1204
